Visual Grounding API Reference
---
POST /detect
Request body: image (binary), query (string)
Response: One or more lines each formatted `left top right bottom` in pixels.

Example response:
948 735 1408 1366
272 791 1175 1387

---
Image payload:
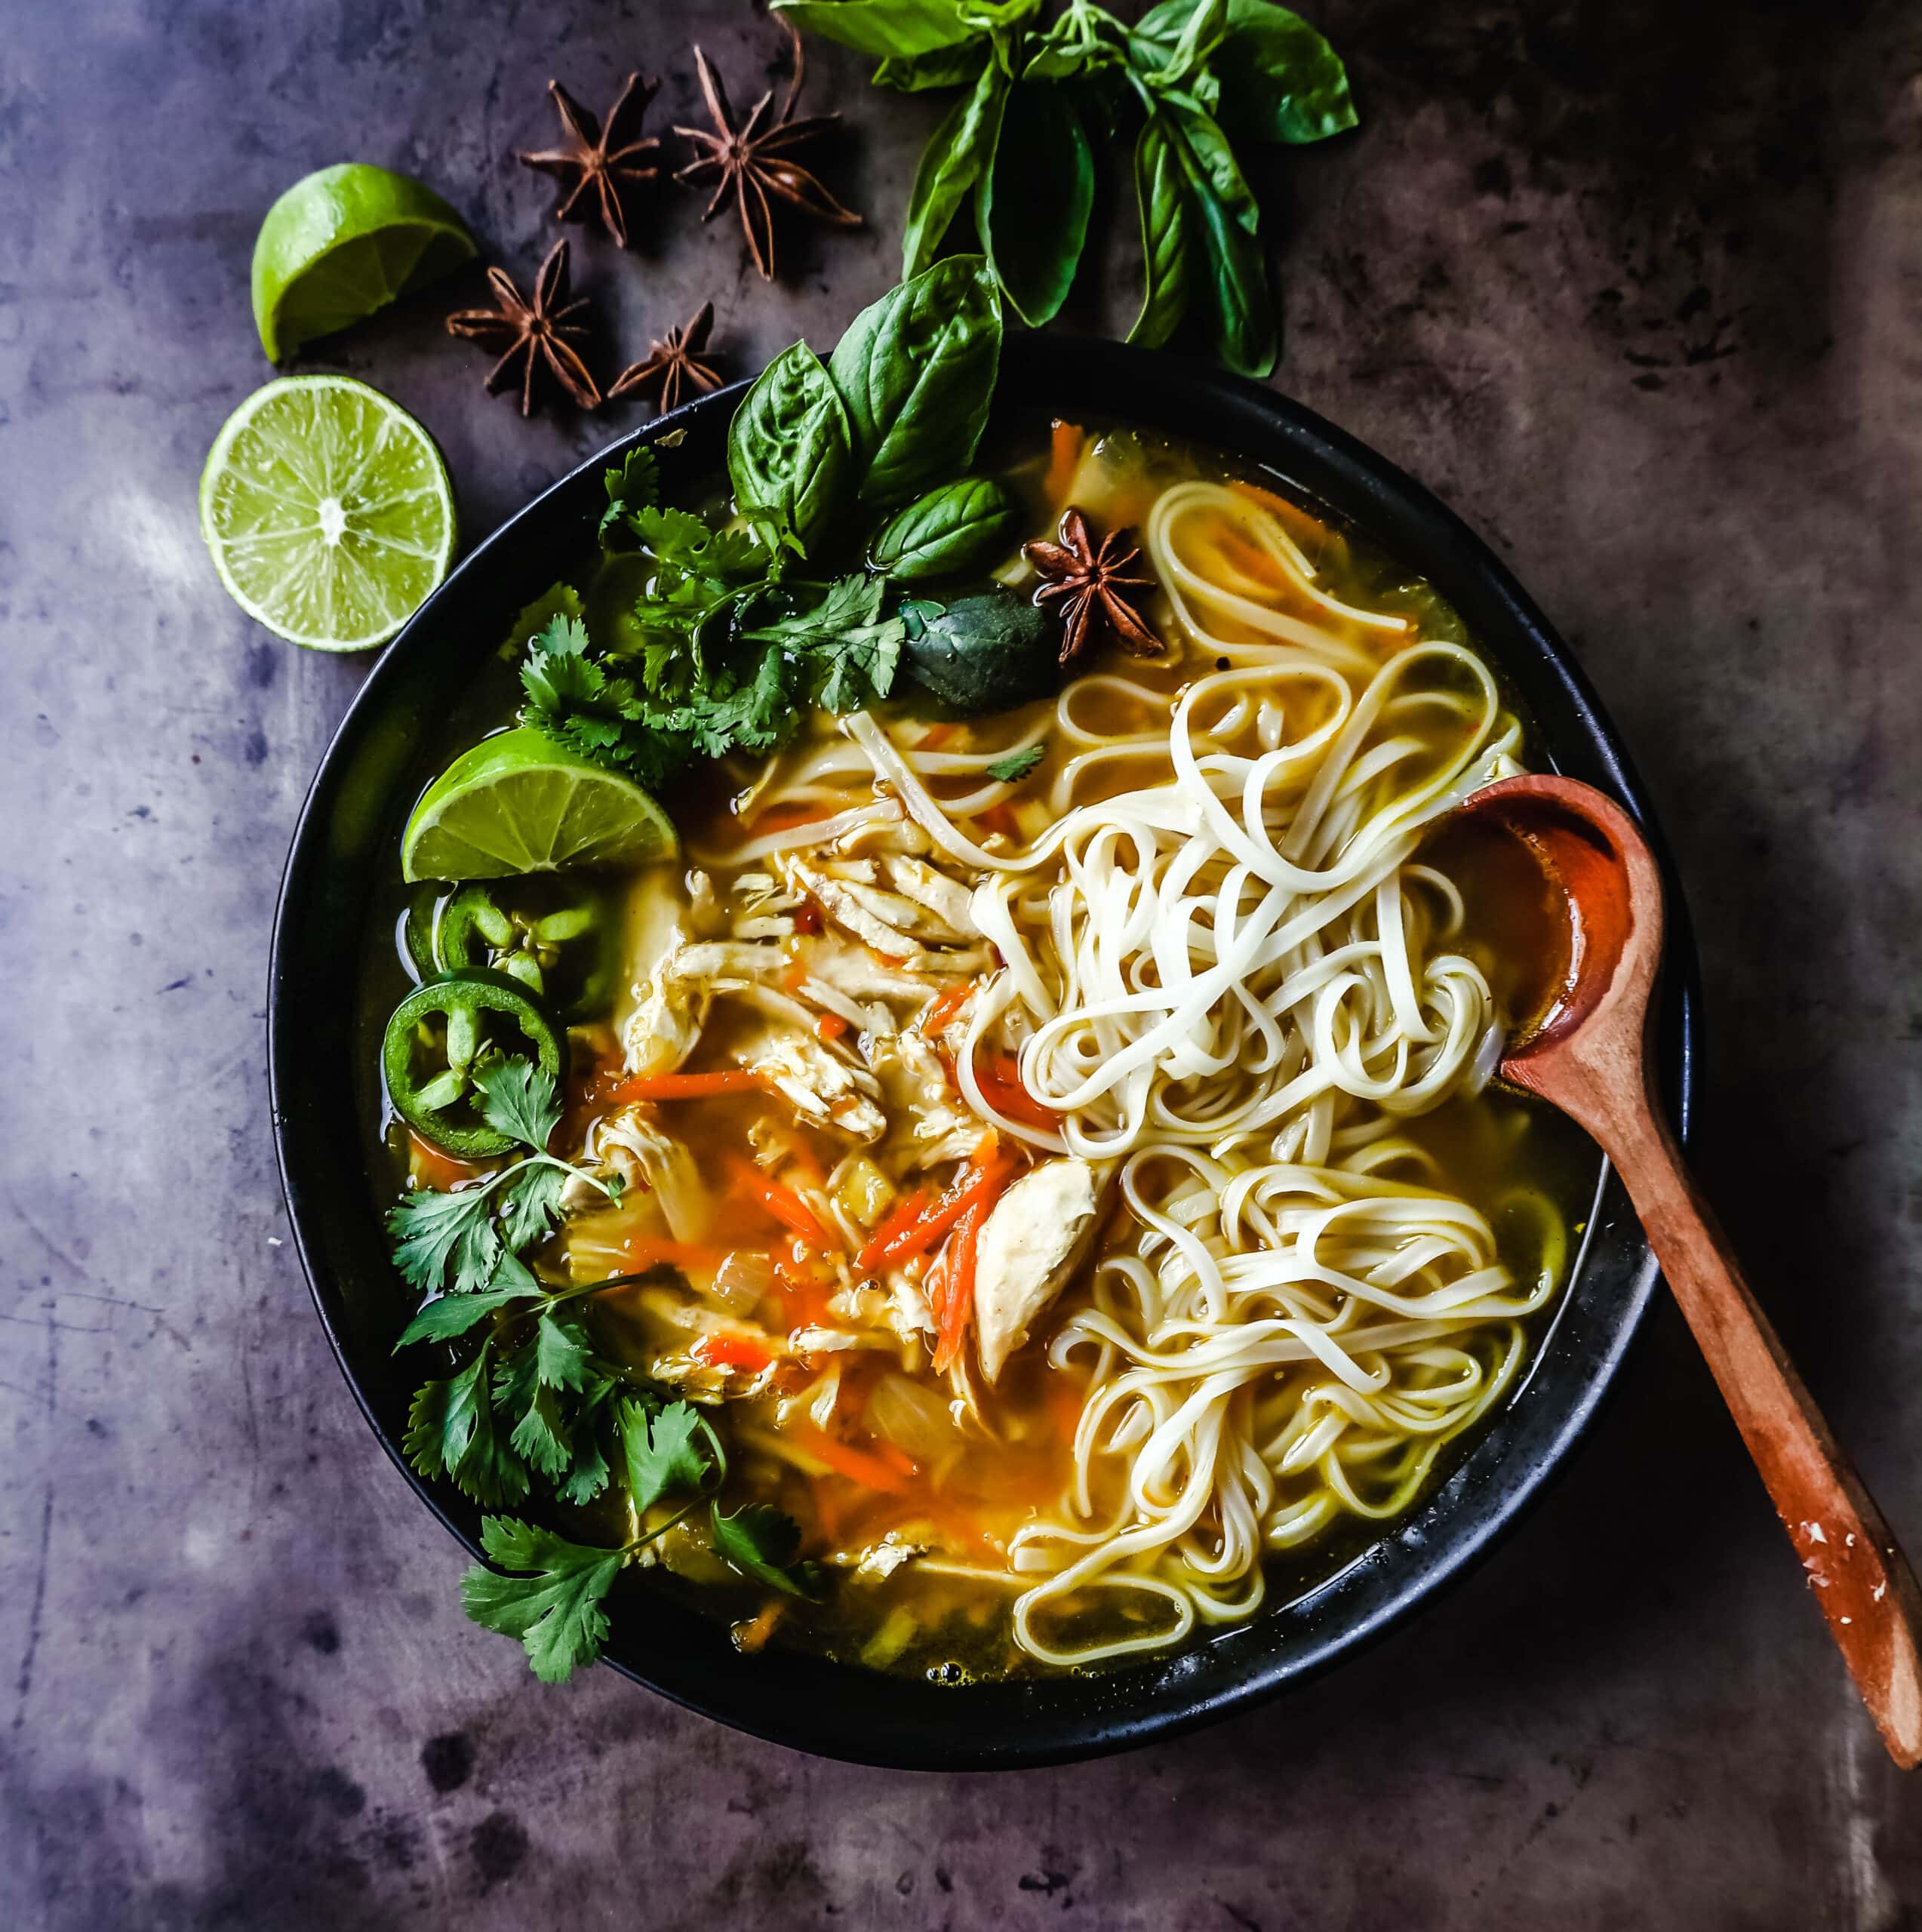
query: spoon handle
1604 1097 1922 1768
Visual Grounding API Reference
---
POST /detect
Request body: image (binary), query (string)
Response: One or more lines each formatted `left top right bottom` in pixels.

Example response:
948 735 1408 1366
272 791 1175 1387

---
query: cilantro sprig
389 1058 815 1681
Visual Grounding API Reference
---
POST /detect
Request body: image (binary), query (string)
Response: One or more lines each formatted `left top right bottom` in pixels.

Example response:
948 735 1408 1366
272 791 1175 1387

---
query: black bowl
271 336 1699 1770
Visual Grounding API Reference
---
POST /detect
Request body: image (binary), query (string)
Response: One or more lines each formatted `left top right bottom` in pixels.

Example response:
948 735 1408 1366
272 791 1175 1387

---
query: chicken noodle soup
370 425 1596 1682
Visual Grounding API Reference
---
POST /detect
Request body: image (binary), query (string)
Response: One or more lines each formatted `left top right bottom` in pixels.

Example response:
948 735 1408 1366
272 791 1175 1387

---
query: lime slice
252 163 475 362
199 375 456 651
402 727 679 882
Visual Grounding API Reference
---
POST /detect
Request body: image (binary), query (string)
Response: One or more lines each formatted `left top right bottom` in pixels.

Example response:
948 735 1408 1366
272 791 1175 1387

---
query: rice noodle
733 478 1560 1668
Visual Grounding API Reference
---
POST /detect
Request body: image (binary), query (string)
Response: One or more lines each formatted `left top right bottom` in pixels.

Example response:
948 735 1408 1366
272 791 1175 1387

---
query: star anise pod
608 300 724 414
673 14 863 281
1026 509 1163 664
517 72 663 249
446 238 601 417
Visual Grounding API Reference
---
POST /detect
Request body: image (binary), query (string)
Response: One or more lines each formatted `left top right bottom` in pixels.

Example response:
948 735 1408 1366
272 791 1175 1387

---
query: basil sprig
776 0 1357 377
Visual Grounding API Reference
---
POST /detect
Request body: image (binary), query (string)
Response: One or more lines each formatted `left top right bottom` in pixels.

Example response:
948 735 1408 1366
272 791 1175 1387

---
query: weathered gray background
5 0 1921 1924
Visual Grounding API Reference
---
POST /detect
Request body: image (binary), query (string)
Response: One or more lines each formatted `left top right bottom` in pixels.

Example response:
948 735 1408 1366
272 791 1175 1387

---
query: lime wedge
253 163 475 362
198 375 456 651
402 728 679 882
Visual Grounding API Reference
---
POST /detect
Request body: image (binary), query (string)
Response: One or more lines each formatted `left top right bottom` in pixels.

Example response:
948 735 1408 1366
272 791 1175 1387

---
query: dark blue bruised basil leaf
771 0 974 59
901 61 1007 278
1127 115 1192 349
976 81 1095 329
899 588 1056 713
868 476 1023 580
829 257 1003 509
727 340 852 560
1132 0 1357 146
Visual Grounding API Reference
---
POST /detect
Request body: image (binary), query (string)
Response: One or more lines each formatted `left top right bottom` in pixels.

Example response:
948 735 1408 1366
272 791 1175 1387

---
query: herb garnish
776 0 1357 376
391 1059 813 1678
517 255 1008 789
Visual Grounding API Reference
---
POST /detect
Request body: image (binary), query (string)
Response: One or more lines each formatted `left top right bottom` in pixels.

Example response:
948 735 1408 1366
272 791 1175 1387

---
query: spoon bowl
1455 773 1922 1768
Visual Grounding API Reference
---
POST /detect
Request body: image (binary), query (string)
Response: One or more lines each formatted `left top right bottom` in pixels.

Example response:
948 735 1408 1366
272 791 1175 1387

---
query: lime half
253 163 475 363
402 728 679 882
199 376 456 651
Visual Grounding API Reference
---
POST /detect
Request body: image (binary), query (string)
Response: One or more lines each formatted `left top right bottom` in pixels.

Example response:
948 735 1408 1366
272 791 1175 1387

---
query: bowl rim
270 334 1700 1769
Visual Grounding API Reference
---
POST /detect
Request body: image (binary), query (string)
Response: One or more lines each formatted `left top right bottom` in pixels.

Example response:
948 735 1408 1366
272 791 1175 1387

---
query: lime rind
402 729 678 883
199 374 456 651
252 163 475 362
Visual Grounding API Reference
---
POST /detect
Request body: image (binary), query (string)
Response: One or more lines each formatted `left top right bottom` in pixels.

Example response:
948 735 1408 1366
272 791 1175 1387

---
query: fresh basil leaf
829 257 1002 509
899 589 1055 712
710 1503 821 1597
955 0 1042 27
1133 0 1227 85
869 476 1022 579
875 41 988 91
1133 0 1355 145
976 82 1095 328
1127 115 1193 349
901 61 1007 279
773 0 973 57
463 1517 626 1683
1167 100 1276 377
728 341 853 558
1165 90 1258 234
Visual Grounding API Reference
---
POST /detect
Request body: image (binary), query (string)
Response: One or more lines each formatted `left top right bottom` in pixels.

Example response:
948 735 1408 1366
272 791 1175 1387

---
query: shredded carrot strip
974 801 1020 839
749 802 830 835
407 1132 486 1193
815 1011 850 1042
858 1138 1014 1273
732 1601 786 1653
774 1244 837 1327
931 1200 988 1374
862 1186 929 1260
732 1158 834 1250
970 1052 1061 1131
692 1334 773 1373
621 1234 729 1273
917 721 955 751
918 980 976 1037
1046 419 1086 509
614 1069 765 1102
794 1429 914 1493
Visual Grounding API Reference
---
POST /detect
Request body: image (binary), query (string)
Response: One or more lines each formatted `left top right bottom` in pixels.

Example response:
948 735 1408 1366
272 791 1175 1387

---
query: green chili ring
381 968 563 1158
423 884 612 1020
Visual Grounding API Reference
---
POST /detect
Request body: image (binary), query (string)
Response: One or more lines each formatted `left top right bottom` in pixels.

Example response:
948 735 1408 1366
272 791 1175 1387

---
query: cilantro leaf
503 582 584 657
463 1518 626 1683
393 1281 540 1350
509 1383 574 1481
534 1310 595 1391
986 743 1045 783
710 1503 820 1597
600 446 659 539
498 1161 567 1252
387 1186 500 1297
405 1344 529 1506
472 1059 561 1153
620 1398 721 1513
556 1375 621 1506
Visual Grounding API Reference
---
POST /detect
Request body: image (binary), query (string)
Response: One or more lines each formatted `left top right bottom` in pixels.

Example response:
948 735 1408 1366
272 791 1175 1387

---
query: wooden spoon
1454 772 1922 1768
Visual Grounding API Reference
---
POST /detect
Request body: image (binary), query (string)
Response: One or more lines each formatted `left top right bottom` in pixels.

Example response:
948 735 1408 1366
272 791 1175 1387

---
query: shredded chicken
973 1158 1102 1383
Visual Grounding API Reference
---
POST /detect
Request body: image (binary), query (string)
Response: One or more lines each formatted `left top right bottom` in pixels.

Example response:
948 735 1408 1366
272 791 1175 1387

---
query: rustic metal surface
4 1 1919 1924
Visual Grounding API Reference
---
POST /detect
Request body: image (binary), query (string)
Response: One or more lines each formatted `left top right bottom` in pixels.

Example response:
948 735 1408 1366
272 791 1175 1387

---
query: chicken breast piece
973 1158 1101 1384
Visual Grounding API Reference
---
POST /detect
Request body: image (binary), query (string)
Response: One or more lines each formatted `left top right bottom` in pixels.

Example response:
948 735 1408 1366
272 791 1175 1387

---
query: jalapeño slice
381 968 562 1157
405 880 614 1020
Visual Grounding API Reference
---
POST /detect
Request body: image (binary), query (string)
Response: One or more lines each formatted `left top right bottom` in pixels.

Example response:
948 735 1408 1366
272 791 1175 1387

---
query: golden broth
361 423 1600 1683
